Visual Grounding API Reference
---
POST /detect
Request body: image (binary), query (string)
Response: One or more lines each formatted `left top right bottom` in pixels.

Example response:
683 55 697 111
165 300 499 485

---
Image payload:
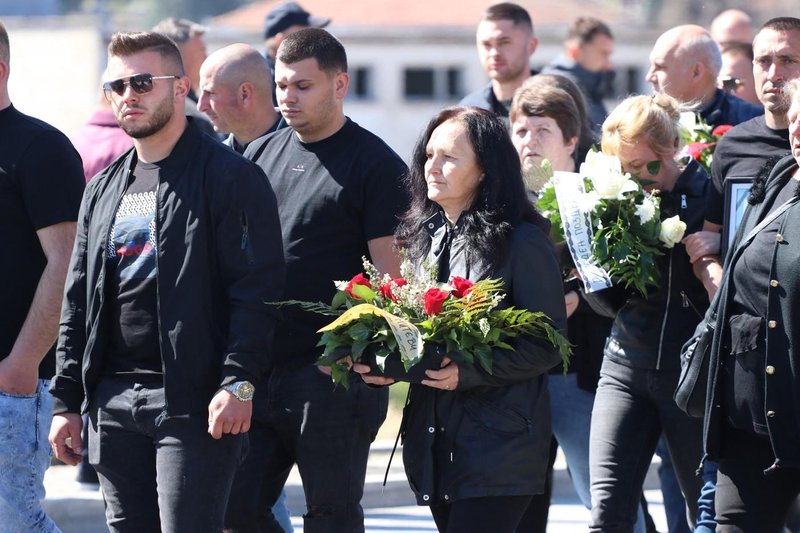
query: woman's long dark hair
396 106 546 270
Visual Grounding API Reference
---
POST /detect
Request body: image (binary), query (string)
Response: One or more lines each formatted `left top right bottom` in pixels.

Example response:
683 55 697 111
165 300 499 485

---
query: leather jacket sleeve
458 224 566 389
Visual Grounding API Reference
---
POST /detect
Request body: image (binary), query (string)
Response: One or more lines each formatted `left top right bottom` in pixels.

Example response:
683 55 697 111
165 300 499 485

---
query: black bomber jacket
50 121 286 416
584 158 710 371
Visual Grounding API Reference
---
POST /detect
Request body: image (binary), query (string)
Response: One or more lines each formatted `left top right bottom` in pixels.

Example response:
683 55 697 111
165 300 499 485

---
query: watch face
236 381 255 400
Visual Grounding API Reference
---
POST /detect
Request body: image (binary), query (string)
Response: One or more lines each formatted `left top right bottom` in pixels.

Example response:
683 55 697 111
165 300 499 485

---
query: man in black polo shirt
685 17 800 298
460 2 537 118
48 31 285 531
225 28 408 533
0 21 85 531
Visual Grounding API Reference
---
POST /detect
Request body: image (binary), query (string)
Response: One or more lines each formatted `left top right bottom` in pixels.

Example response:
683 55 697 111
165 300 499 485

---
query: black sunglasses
719 76 742 92
103 73 180 98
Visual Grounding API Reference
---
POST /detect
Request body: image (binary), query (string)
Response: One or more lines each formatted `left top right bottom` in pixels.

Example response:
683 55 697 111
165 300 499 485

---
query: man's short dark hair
481 3 533 34
0 21 9 65
276 27 347 74
108 32 185 76
567 16 613 46
759 17 800 34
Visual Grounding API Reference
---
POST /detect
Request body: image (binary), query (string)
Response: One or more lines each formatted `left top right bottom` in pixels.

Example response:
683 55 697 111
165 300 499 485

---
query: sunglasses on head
103 73 180 99
719 76 742 92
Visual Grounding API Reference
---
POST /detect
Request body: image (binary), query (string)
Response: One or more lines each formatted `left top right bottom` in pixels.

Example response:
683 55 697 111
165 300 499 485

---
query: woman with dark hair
699 79 800 532
355 106 566 533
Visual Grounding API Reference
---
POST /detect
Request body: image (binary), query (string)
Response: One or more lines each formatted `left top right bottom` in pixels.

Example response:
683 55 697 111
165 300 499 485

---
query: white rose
580 151 638 200
635 197 656 224
577 190 601 213
659 215 687 248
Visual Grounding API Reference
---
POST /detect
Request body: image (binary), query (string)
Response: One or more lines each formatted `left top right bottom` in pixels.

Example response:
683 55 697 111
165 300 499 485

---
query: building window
350 66 373 100
403 67 464 101
404 68 435 98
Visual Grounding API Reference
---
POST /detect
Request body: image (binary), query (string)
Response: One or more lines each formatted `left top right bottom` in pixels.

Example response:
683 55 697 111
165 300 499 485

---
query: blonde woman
585 94 710 533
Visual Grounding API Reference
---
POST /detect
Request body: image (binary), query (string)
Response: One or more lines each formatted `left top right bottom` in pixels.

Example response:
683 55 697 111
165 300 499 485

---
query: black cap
263 2 331 39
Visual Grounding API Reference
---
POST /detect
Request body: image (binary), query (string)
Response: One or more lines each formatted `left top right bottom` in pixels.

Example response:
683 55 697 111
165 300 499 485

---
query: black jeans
88 378 245 532
715 426 800 533
589 358 704 533
225 364 388 533
430 495 532 533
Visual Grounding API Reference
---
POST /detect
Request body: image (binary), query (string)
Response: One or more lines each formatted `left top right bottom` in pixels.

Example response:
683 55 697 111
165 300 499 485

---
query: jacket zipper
680 290 703 319
656 193 686 369
240 212 255 264
656 250 673 370
154 181 166 404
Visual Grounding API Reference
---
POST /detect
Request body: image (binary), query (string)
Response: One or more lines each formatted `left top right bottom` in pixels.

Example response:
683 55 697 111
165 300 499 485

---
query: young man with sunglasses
0 21 84 532
48 31 285 532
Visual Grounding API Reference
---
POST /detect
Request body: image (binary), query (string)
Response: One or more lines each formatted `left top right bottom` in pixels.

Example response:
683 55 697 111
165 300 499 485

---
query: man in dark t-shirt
225 29 408 533
0 21 85 531
684 18 800 298
49 32 285 531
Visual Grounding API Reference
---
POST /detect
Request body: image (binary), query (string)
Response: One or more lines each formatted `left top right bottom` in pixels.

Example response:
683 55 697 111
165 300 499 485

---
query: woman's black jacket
50 121 286 416
584 159 710 370
401 212 566 505
703 155 800 470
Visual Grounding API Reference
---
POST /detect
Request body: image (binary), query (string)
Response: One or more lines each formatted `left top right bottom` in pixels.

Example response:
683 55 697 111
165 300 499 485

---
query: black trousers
430 495 533 533
88 379 245 532
715 426 800 533
224 364 388 533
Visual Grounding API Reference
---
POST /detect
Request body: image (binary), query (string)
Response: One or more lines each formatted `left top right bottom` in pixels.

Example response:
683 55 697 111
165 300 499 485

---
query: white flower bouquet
537 151 686 294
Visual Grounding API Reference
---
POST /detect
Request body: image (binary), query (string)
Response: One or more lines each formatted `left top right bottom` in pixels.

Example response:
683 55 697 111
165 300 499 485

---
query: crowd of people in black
1 2 800 533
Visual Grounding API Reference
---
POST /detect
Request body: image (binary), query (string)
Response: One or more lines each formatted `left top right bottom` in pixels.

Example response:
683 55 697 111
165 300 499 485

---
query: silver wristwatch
223 381 255 401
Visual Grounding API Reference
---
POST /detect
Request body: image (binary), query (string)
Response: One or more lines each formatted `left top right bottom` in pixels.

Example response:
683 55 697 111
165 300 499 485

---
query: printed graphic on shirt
107 191 158 280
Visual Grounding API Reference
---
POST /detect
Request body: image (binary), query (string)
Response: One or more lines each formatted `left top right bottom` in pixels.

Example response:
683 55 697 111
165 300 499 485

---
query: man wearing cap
152 17 218 138
262 2 330 105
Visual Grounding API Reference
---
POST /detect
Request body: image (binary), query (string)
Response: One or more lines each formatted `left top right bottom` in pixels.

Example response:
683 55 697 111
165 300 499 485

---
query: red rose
423 288 449 316
686 141 715 161
711 124 733 137
450 276 474 298
379 277 407 301
345 273 371 299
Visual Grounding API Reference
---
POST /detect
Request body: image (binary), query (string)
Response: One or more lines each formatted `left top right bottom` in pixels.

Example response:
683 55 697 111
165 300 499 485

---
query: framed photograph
721 177 754 259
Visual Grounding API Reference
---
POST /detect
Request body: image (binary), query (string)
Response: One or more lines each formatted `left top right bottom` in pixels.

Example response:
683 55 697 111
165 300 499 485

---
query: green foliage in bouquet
276 258 571 388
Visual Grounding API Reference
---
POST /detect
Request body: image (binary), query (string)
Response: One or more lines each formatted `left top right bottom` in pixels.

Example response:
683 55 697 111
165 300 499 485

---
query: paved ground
44 442 668 532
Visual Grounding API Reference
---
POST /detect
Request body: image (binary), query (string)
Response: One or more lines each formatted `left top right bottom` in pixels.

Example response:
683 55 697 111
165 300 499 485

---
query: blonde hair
601 93 682 160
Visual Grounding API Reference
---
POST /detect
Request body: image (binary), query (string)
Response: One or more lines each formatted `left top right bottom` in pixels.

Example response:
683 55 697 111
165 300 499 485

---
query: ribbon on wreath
318 304 424 368
552 171 613 293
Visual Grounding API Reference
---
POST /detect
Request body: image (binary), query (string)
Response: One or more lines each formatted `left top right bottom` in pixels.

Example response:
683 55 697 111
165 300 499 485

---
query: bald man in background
710 9 753 47
198 44 284 154
647 24 762 128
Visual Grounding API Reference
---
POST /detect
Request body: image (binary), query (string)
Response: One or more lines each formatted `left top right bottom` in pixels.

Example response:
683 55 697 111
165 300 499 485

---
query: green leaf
646 160 662 176
331 291 348 309
348 321 372 341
